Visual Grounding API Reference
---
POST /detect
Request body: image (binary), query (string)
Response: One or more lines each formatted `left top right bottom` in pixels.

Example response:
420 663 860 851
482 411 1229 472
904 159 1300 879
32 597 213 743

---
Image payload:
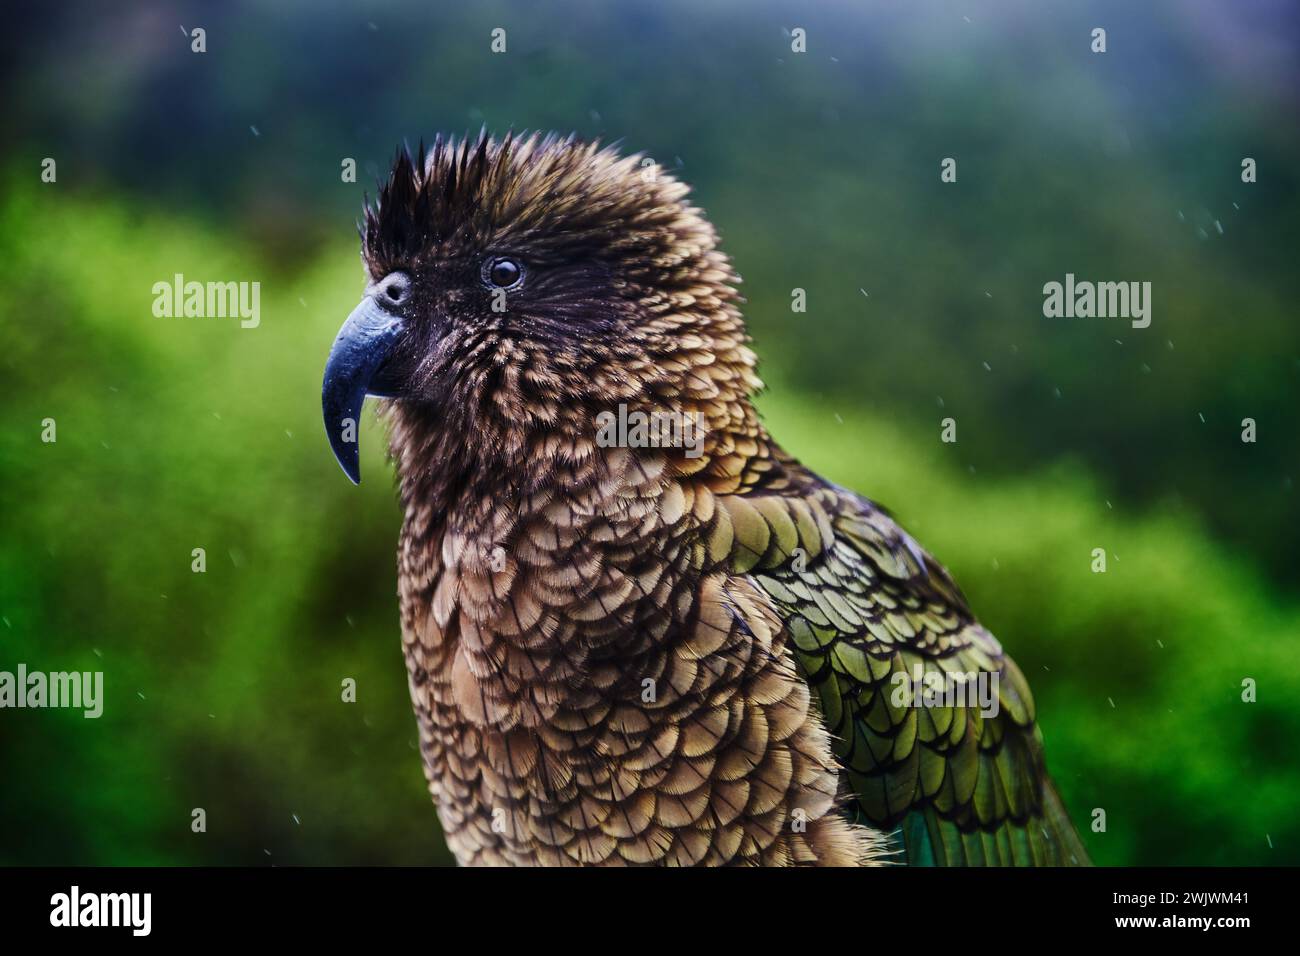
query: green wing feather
716 469 1090 866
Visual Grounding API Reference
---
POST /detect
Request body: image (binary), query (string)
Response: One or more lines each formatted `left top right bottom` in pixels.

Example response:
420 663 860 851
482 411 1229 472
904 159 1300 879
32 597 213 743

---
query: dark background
1 0 1296 865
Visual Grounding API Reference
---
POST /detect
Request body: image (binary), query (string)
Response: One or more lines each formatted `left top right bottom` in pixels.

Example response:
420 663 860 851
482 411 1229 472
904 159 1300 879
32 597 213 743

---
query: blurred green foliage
1 180 1295 864
1 0 1297 866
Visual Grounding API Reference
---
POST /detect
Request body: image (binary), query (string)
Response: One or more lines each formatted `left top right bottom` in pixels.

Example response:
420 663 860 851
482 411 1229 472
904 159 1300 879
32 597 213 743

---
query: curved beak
322 296 405 484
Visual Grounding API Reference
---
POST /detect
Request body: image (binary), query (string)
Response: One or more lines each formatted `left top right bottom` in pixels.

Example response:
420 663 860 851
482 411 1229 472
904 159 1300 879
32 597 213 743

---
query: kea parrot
321 132 1090 867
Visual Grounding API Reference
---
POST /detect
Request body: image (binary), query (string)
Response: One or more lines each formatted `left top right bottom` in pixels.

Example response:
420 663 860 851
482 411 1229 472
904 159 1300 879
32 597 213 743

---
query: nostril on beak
369 271 411 308
382 275 410 306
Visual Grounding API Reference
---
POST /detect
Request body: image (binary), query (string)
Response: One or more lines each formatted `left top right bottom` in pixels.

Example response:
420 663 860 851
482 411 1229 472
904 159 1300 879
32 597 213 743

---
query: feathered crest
361 130 691 273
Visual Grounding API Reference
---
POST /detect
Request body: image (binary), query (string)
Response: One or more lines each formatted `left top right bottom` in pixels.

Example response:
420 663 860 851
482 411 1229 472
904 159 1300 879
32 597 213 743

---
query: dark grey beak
322 296 405 484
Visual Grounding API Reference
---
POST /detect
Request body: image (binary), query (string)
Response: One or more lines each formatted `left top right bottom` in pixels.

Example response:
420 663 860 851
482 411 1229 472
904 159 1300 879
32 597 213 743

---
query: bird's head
322 131 761 488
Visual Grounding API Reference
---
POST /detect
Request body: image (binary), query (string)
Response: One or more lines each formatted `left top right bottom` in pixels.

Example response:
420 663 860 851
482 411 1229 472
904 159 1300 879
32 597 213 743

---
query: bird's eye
377 272 411 307
485 257 524 290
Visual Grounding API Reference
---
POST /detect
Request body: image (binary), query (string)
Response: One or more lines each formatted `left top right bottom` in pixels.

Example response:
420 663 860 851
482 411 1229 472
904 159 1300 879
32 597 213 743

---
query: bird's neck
386 379 770 532
383 368 777 699
381 297 780 724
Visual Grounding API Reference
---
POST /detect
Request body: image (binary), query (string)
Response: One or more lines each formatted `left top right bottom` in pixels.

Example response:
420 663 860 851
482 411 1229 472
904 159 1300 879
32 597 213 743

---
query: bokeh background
1 0 1297 866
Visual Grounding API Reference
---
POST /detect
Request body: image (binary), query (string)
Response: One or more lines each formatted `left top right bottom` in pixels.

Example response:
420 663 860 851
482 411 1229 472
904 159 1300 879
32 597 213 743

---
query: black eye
486 257 523 289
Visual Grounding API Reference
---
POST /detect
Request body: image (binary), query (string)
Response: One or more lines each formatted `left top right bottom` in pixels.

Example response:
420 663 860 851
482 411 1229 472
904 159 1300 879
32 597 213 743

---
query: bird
321 131 1090 867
